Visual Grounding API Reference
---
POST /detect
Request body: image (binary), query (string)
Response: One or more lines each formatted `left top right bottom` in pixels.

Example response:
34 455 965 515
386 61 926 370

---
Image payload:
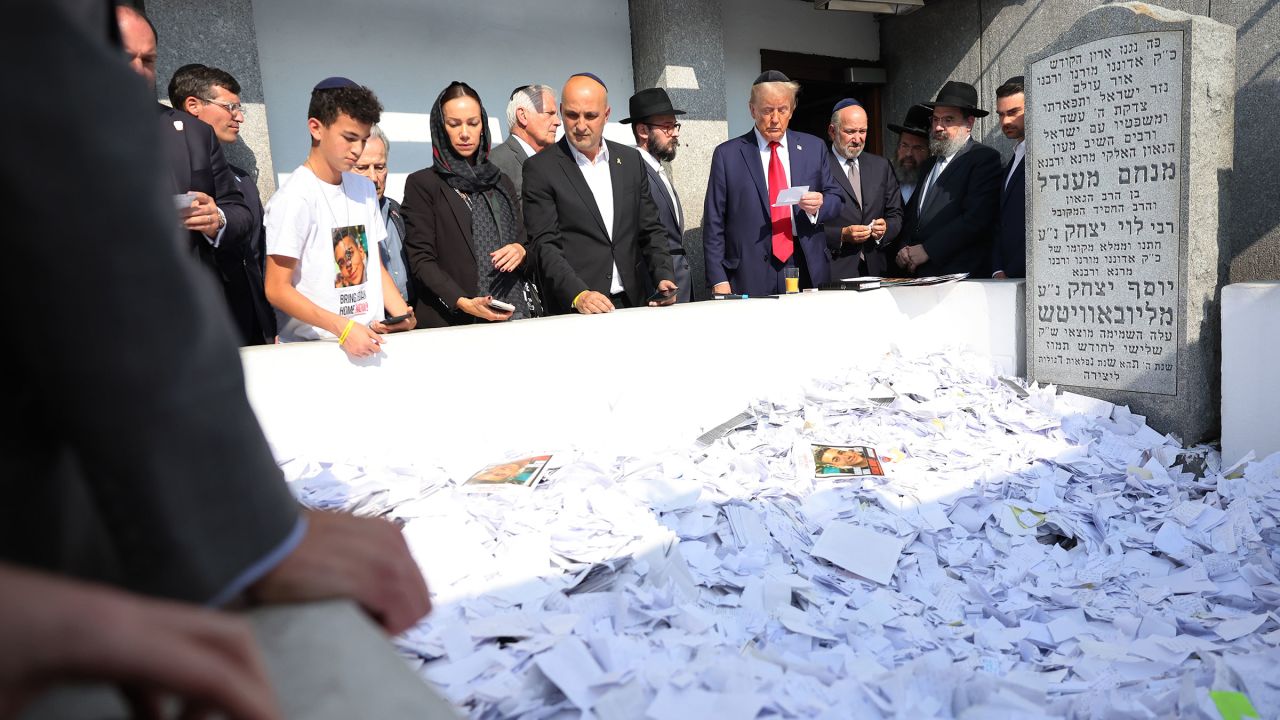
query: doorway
760 49 885 156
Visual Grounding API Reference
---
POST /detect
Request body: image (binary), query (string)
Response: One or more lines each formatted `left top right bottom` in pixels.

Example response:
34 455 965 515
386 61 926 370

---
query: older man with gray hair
491 83 560 198
353 124 411 305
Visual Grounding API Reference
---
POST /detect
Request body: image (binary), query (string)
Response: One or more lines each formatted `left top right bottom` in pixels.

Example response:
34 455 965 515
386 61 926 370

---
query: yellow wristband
571 290 588 310
337 319 356 345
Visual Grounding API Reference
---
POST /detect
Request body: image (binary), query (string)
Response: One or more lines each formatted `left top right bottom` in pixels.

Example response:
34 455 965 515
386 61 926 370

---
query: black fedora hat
621 87 686 124
888 104 932 137
922 80 989 117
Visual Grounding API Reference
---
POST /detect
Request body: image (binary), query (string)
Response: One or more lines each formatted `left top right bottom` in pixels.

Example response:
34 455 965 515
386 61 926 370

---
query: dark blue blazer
224 164 276 344
991 153 1026 278
157 106 251 276
703 129 842 294
823 149 903 279
638 159 691 302
894 137 1002 277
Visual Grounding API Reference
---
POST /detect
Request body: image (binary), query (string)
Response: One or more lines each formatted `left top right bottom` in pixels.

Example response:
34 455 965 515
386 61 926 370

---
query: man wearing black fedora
624 87 691 302
892 80 1002 278
888 104 931 206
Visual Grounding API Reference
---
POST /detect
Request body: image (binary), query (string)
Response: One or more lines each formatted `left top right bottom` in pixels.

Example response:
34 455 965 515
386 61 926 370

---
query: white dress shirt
567 141 624 295
753 128 819 227
916 148 959 211
1004 140 1025 191
512 134 537 160
638 147 680 228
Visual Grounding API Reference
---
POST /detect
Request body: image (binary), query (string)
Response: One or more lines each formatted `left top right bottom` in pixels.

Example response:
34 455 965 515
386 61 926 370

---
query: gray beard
929 132 968 158
892 157 920 185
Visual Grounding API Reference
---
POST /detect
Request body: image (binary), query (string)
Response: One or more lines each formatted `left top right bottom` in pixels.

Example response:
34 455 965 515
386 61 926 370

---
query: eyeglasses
202 97 246 116
643 121 681 134
929 114 966 127
336 246 356 270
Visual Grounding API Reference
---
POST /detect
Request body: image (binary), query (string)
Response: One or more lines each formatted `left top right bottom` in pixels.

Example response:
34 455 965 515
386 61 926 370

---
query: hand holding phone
488 299 515 312
382 312 412 325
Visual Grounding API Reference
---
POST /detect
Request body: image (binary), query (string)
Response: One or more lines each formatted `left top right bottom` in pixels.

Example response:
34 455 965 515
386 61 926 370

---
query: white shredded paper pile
280 349 1280 719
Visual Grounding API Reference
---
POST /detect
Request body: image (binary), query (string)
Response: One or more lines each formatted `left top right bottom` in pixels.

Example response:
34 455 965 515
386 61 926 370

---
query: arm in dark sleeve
879 163 904 246
634 166 674 286
798 149 843 229
523 158 588 309
919 147 1003 268
400 172 469 311
702 147 730 288
208 132 252 252
8 0 300 604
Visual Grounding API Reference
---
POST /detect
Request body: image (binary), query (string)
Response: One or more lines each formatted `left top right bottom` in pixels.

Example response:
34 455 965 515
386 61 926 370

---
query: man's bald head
560 74 610 159
828 103 869 160
116 5 157 90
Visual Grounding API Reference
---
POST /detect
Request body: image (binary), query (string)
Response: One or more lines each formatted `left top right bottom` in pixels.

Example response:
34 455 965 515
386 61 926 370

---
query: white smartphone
488 299 515 312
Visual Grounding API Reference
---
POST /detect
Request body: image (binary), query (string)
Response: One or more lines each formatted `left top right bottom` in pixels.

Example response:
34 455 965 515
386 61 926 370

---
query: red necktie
767 141 794 263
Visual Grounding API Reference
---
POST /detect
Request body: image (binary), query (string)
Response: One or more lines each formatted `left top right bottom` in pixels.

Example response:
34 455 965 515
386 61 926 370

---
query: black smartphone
646 287 677 303
383 312 411 325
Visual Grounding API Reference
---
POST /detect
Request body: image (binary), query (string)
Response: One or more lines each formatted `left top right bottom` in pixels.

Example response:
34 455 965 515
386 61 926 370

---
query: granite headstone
1026 3 1235 443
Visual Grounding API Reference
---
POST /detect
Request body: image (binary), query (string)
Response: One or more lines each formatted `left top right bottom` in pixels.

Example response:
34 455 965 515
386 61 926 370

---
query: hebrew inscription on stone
1030 31 1183 395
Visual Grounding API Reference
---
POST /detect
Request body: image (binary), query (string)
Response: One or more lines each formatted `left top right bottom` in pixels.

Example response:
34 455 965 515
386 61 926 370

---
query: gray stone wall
881 0 1278 284
630 0 730 301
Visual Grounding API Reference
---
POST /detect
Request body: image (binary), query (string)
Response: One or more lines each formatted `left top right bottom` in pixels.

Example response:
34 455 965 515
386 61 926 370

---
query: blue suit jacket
703 129 842 294
991 154 1026 278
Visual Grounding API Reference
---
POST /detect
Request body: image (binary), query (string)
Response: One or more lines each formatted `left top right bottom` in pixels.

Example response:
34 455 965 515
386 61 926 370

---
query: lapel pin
796 144 802 151
174 120 184 131
616 158 622 165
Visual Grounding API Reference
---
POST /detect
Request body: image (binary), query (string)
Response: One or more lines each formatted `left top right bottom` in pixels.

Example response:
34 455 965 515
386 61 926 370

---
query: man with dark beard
892 81 1002 277
624 87 691 302
888 104 931 205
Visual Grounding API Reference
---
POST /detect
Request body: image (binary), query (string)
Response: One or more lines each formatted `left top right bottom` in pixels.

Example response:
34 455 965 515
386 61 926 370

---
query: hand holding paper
771 185 809 207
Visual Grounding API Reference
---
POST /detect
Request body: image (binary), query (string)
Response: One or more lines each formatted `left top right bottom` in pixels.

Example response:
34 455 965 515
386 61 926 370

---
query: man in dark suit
6 3 434 714
894 81 1003 277
704 71 842 296
523 73 676 314
169 63 277 345
491 83 559 199
992 76 1027 279
118 6 253 291
824 98 903 278
624 87 691 303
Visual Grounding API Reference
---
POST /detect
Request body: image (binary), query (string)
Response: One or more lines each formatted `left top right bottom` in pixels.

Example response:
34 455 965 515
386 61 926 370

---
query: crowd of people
115 3 1030 359
2 1 1031 716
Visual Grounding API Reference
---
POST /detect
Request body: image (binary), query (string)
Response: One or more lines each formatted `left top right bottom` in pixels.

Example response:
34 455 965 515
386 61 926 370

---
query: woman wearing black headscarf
401 81 536 328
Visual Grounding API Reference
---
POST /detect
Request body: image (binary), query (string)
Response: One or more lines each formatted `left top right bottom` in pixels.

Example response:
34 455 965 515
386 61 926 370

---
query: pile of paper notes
281 349 1280 719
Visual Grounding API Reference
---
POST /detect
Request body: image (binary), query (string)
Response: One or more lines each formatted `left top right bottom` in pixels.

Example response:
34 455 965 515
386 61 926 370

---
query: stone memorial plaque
1025 3 1235 442
1029 31 1183 395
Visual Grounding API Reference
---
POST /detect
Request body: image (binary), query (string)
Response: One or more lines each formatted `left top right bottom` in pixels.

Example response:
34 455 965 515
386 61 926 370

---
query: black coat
823 150 903 278
400 168 528 328
991 154 1026 278
522 139 673 313
894 137 1003 277
4 1 299 603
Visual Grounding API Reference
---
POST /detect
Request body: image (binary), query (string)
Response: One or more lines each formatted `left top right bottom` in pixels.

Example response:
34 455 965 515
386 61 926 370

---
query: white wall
251 0 635 201
721 0 880 138
1221 283 1280 466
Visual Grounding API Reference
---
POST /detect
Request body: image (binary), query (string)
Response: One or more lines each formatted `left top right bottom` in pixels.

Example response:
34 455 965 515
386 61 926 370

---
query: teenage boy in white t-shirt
265 77 415 358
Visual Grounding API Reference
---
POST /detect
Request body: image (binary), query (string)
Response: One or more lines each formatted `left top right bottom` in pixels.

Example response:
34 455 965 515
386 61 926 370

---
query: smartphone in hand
488 299 515 312
646 287 677 304
382 312 412 325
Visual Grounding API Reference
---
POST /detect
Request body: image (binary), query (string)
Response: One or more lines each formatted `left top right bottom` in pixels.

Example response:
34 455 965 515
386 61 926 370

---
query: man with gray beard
625 87 691 302
892 81 1002 277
